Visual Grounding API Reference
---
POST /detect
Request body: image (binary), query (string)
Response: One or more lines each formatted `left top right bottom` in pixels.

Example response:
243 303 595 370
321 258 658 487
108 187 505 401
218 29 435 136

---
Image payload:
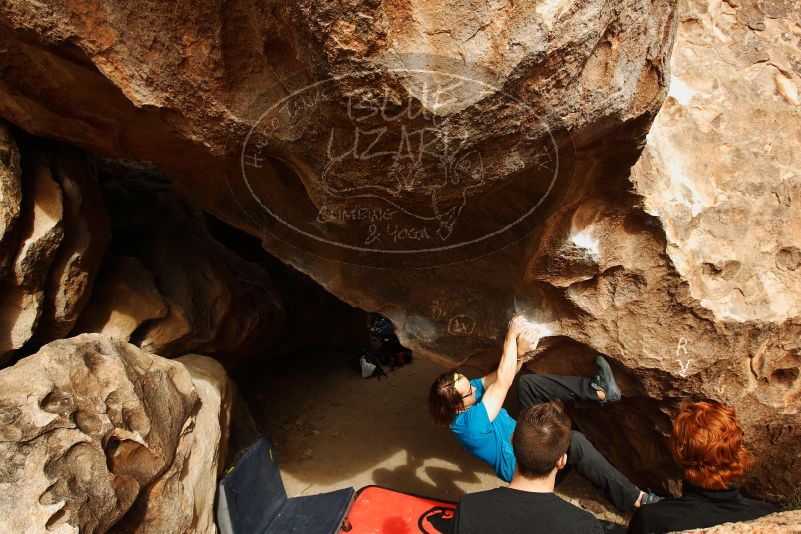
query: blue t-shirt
450 378 517 482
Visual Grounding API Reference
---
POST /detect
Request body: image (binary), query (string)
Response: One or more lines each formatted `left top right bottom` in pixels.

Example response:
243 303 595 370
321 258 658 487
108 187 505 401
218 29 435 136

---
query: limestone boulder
72 254 168 341
632 0 801 325
0 0 677 346
0 141 64 362
0 0 677 230
35 145 109 342
0 130 108 363
0 121 24 359
115 354 233 534
10 147 64 301
624 0 801 496
0 334 197 533
0 121 22 277
679 510 801 533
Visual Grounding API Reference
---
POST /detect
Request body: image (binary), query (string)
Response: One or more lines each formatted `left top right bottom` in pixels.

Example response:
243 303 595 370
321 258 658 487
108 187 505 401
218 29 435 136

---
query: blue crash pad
216 436 354 534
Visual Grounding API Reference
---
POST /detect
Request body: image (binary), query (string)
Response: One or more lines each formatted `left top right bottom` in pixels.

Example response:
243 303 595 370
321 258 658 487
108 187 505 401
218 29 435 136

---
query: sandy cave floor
239 348 630 526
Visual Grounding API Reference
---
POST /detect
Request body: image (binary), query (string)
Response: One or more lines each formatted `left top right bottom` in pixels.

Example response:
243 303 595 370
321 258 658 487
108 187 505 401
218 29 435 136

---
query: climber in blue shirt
428 316 661 512
450 373 518 481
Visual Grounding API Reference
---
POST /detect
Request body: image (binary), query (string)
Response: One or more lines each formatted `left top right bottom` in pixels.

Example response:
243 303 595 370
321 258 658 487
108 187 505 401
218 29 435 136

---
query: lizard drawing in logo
321 123 486 242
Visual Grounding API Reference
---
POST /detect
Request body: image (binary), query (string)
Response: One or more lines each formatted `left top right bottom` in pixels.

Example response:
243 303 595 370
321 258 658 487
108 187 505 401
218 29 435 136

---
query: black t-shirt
451 487 604 534
627 482 778 534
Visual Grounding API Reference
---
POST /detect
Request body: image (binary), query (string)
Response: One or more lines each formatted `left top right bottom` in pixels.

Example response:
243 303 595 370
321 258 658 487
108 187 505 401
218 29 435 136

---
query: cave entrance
204 214 502 500
208 218 626 521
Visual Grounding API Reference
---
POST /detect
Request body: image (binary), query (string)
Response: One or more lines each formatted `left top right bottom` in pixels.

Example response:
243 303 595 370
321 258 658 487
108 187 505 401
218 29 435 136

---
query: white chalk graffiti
675 337 689 356
243 151 264 168
322 87 490 244
674 338 693 377
431 297 478 336
430 300 447 321
676 358 692 377
448 315 476 336
231 61 567 267
365 224 380 245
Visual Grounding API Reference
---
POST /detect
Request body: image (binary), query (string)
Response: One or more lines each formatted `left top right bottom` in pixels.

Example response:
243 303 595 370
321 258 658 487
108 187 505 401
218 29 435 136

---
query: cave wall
0 123 366 365
0 127 109 363
0 0 798 503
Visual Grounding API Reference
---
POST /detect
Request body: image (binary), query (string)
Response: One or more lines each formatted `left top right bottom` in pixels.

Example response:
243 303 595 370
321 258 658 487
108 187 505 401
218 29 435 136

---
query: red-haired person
628 400 778 533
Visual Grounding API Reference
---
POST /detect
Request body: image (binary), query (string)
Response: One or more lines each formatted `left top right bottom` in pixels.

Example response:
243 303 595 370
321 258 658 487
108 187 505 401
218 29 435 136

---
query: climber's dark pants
517 374 642 512
517 373 599 406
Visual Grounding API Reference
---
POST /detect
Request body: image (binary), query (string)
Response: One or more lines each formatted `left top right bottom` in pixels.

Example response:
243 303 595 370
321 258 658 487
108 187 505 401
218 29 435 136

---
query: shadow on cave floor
235 347 629 525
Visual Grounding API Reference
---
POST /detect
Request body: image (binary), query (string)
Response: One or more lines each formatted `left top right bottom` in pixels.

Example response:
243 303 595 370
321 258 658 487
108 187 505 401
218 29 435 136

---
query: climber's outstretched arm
481 319 540 390
481 317 539 422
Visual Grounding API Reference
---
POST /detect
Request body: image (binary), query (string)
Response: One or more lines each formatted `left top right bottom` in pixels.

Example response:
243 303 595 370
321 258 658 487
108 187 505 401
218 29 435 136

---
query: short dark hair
429 371 464 426
512 400 572 478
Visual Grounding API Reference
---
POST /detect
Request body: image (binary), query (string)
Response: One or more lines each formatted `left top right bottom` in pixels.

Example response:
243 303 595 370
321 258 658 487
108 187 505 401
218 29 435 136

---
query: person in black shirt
451 400 604 534
628 400 778 533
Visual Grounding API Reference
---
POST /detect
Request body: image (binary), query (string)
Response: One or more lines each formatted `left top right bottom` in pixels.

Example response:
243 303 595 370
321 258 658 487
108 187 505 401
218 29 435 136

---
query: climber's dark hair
428 371 464 426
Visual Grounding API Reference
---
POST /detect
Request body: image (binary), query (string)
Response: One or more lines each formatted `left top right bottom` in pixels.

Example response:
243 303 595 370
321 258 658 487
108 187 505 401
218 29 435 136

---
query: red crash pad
344 485 456 534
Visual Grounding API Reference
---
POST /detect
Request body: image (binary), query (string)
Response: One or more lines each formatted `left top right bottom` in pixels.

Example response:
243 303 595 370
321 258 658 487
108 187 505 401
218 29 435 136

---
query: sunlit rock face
0 0 799 504
0 335 233 534
632 0 801 324
0 334 198 533
114 354 233 534
623 0 801 497
0 0 677 266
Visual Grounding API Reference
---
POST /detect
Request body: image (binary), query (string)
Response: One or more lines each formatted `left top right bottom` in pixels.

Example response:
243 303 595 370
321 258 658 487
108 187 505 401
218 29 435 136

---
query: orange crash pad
344 485 456 534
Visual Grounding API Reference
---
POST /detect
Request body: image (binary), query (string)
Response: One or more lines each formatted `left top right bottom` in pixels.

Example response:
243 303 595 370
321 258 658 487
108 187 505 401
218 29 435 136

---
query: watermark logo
225 54 574 267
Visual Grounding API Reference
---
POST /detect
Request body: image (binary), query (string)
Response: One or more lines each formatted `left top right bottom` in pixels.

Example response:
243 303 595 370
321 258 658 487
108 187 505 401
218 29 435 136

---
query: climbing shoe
639 491 664 506
591 356 621 403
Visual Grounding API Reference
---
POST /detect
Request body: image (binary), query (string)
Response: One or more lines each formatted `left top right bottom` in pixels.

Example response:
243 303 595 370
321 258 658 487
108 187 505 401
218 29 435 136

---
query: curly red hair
671 401 752 490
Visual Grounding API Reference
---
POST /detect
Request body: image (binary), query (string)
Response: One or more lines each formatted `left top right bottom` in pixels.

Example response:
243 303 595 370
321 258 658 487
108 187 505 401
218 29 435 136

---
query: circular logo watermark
225 54 575 268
